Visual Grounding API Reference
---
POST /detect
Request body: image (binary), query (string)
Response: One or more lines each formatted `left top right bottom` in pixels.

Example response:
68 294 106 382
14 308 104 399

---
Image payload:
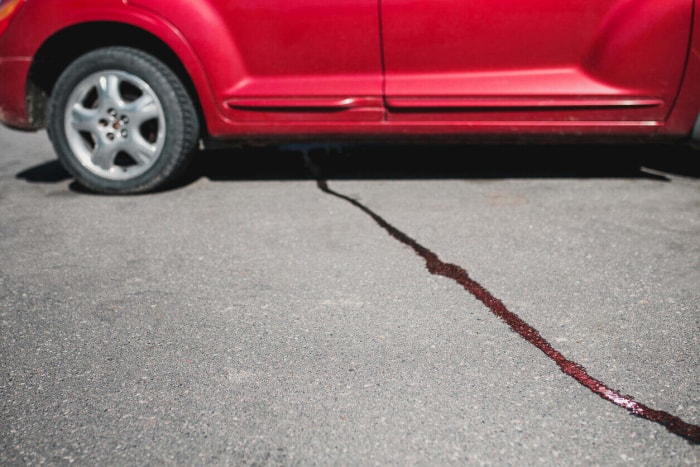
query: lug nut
107 133 115 140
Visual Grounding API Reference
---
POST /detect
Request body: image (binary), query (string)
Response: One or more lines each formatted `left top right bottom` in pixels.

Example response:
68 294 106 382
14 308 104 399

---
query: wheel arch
27 21 207 137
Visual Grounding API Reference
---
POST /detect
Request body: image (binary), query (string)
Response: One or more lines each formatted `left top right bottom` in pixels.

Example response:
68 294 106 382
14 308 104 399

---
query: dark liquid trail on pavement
306 158 699 444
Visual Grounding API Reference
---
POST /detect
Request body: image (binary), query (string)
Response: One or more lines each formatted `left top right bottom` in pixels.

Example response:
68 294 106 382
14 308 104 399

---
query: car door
219 0 384 122
380 0 693 124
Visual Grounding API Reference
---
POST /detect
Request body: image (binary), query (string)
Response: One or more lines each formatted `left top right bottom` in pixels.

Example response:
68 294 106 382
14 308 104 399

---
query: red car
1 0 698 193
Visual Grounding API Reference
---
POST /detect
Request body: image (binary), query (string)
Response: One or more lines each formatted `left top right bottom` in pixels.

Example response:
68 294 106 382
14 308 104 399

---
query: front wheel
47 47 199 194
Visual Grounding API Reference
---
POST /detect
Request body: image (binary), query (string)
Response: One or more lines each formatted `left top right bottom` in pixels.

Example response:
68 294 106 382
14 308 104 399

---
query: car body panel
130 0 385 124
381 0 691 123
1 0 699 142
0 56 30 128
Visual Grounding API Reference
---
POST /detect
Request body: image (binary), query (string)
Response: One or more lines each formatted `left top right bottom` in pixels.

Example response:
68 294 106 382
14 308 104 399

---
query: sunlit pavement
1 126 698 464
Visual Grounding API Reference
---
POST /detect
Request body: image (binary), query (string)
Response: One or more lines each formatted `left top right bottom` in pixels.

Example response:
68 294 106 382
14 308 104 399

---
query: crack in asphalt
303 151 700 445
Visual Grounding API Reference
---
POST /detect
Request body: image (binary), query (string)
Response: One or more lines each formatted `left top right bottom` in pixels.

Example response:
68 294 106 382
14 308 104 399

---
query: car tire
47 46 199 194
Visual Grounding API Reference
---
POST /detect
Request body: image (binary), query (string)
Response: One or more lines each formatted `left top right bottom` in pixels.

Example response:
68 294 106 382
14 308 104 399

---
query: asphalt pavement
1 125 699 465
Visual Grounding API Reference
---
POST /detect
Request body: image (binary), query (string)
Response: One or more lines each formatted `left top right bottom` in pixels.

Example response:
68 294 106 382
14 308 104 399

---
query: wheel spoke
69 104 99 132
123 135 158 166
91 141 118 171
125 94 159 126
96 74 122 106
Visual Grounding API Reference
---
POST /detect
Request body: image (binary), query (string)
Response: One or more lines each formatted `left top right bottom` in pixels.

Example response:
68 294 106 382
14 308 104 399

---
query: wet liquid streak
312 174 699 444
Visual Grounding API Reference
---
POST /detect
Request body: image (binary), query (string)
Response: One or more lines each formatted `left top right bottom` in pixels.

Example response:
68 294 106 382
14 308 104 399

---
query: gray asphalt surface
1 125 699 465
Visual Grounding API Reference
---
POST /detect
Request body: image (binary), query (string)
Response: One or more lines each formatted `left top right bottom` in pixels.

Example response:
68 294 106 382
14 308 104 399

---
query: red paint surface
309 167 699 444
2 0 700 139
